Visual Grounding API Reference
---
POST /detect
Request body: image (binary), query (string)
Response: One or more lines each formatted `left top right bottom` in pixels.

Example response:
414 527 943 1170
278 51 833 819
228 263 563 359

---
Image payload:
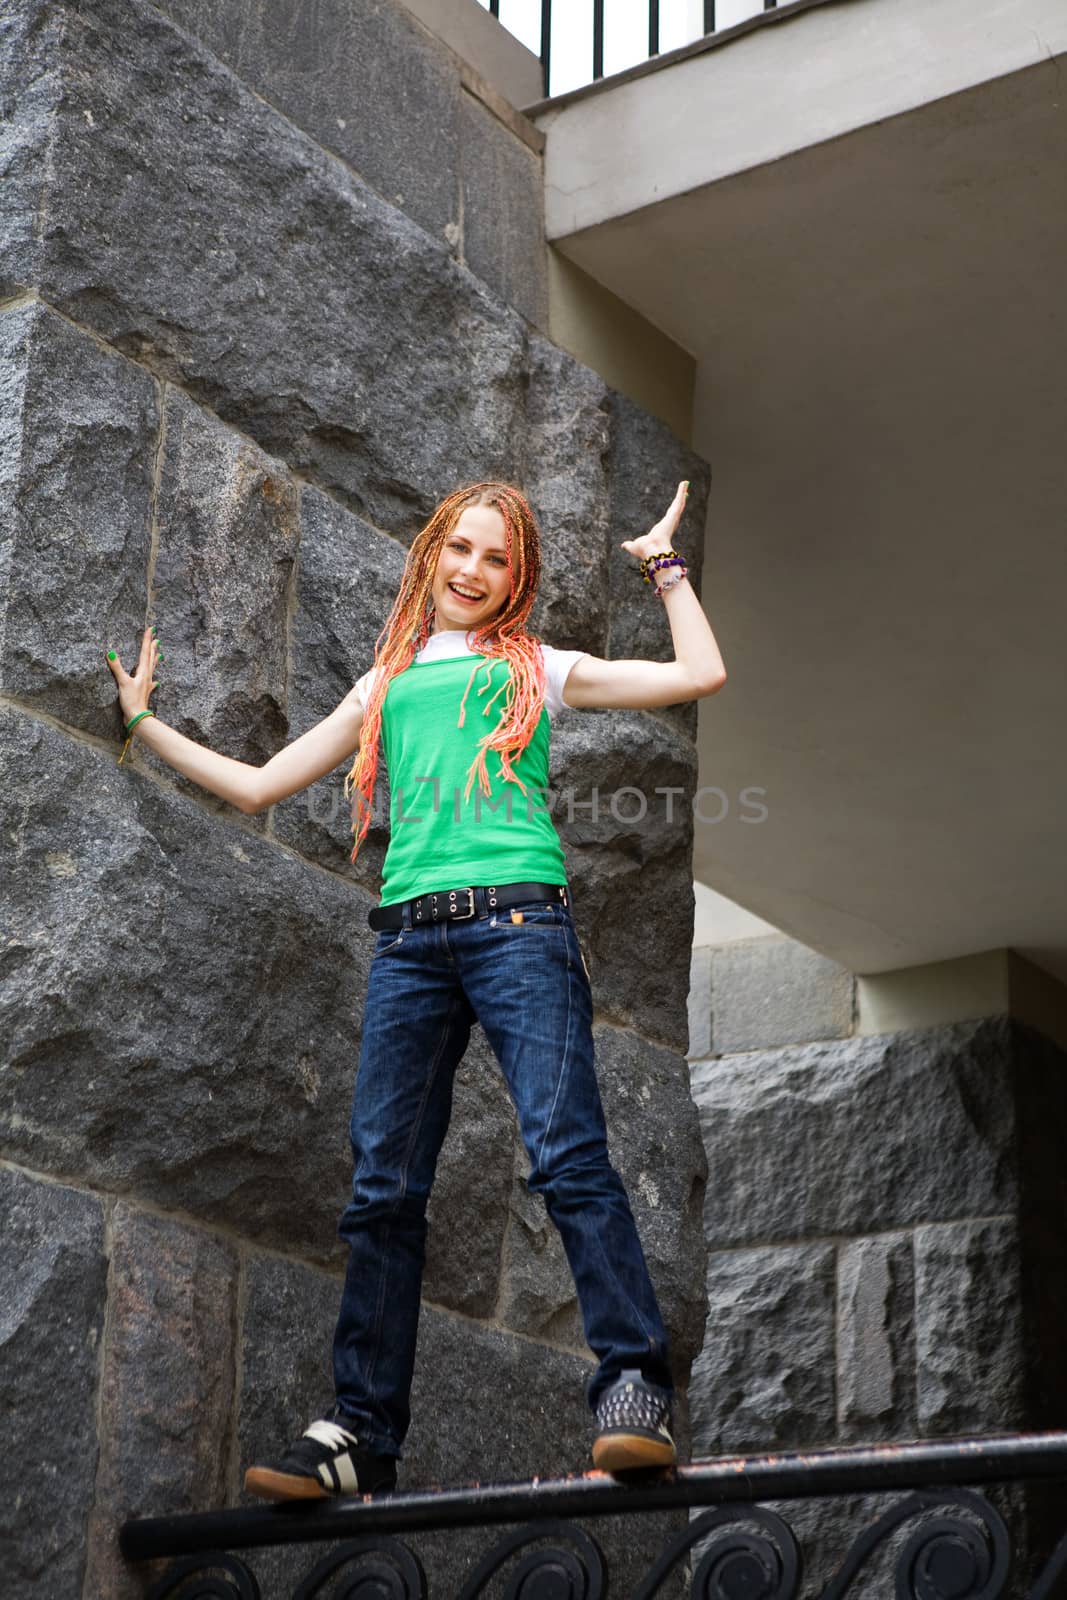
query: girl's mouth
448 583 485 604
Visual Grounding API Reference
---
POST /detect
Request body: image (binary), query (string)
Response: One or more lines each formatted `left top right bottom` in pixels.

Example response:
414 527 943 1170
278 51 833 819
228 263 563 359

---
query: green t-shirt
378 652 567 905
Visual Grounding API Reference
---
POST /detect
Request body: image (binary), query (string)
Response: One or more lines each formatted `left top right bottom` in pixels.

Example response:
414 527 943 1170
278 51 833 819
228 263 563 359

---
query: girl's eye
488 555 507 566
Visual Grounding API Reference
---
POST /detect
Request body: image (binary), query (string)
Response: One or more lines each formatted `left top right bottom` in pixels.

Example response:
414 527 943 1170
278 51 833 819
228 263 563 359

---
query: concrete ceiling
538 26 1067 981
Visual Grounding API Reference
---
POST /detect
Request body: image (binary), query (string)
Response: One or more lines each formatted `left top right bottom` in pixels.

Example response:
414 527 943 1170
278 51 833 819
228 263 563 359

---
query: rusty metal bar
120 1431 1067 1563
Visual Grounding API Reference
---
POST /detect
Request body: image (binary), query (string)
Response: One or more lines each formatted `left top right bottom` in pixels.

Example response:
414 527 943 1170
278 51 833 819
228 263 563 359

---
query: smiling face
430 502 512 634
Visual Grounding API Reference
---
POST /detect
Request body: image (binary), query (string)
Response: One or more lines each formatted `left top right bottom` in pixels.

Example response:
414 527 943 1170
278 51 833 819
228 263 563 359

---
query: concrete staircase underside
533 0 1067 989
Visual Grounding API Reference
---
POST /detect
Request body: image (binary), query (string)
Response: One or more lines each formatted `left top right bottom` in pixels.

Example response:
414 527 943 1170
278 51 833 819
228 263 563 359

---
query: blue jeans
332 897 672 1457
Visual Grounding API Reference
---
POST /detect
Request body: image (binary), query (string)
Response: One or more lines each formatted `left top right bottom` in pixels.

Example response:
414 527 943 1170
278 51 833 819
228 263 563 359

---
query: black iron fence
121 1432 1067 1598
486 0 781 98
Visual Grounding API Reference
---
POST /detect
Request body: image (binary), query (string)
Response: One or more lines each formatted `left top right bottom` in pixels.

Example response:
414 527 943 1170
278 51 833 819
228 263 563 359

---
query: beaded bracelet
648 555 686 582
639 547 684 584
117 709 155 766
654 565 688 597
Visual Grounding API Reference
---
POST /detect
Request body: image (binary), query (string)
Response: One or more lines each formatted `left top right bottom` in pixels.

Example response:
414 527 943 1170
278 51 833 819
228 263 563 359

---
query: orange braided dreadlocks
342 482 546 865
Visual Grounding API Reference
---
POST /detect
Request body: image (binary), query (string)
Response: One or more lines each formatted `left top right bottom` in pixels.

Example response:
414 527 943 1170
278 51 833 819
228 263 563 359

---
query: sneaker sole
244 1466 331 1502
592 1432 677 1472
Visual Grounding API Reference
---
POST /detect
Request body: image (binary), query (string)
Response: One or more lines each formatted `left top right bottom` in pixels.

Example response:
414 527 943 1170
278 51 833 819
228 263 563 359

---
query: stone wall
687 935 1067 1594
0 2 710 1595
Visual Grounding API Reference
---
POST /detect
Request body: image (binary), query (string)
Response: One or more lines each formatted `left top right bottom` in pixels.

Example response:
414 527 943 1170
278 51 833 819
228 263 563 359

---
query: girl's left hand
620 480 689 563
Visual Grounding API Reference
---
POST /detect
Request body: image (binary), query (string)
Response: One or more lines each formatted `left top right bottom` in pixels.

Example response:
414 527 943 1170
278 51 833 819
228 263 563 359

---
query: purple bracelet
647 555 688 594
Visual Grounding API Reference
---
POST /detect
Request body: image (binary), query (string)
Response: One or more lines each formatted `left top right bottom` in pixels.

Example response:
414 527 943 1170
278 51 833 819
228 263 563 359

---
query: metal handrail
121 1430 1067 1562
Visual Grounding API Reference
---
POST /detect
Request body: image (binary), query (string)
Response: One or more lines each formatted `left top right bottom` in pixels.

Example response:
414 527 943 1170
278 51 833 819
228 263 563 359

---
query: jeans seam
362 1219 392 1407
589 1200 659 1351
536 935 576 1178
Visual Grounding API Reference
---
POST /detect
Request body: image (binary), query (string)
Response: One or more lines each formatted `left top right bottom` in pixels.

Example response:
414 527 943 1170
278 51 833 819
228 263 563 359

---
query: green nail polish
107 650 116 660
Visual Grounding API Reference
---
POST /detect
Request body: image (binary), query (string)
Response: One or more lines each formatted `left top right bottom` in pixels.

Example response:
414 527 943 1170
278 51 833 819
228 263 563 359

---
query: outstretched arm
106 627 364 815
562 481 727 710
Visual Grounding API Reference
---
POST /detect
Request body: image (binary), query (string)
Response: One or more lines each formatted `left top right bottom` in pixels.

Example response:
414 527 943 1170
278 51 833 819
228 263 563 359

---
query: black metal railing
121 1431 1067 1599
486 0 782 98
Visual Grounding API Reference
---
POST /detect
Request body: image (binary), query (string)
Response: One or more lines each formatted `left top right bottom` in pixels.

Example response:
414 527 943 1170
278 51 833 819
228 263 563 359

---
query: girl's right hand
106 626 162 725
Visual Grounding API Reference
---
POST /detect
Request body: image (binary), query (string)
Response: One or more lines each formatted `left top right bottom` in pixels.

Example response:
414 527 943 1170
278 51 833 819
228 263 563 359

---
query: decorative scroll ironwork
145 1550 262 1599
455 1521 605 1600
633 1505 800 1600
138 1495 1067 1600
293 1534 427 1600
820 1487 1010 1599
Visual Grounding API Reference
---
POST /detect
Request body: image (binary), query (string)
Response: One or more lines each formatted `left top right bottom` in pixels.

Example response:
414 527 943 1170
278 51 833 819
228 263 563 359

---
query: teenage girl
106 478 726 1497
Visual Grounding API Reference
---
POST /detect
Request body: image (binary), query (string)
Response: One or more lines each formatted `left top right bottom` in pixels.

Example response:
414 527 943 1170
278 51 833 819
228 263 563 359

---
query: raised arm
106 627 364 815
562 481 727 711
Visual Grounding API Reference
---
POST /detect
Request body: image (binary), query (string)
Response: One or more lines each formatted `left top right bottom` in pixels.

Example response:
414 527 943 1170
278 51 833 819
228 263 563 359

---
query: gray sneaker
592 1369 676 1472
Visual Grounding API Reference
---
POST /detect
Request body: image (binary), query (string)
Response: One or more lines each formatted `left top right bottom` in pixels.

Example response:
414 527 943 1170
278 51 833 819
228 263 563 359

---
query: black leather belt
368 881 569 931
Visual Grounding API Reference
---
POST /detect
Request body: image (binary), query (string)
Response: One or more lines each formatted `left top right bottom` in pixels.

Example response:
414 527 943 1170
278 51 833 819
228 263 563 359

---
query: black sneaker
591 1369 676 1472
244 1412 398 1501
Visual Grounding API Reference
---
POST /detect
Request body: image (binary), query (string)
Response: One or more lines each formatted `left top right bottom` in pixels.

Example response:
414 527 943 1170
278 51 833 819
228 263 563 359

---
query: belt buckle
448 887 476 921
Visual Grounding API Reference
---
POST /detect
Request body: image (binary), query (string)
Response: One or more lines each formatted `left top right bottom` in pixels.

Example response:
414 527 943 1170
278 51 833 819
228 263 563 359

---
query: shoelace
303 1419 359 1452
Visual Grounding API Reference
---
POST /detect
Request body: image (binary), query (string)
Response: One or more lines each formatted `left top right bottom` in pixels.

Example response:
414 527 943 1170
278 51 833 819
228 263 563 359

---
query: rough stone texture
406 1302 595 1481
153 0 464 248
146 386 298 784
524 333 612 655
0 1166 107 1600
687 946 713 1059
238 1252 340 1482
690 1017 1018 1248
914 1216 1025 1436
154 0 550 328
84 1204 239 1600
0 706 371 1261
0 1 59 294
270 485 407 894
605 392 711 742
684 1019 1067 1596
236 1251 343 1600
690 1243 837 1455
5 0 528 535
497 1022 707 1376
0 300 156 740
708 936 855 1054
423 1027 517 1318
460 87 547 330
551 708 697 1051
837 1233 916 1441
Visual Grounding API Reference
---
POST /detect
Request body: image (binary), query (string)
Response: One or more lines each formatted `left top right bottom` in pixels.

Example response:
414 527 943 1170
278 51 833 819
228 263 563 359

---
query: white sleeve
353 667 377 713
541 644 589 718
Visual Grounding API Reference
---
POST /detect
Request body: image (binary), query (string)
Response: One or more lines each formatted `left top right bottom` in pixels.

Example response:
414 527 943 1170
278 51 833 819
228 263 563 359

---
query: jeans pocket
373 929 405 956
494 903 562 928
